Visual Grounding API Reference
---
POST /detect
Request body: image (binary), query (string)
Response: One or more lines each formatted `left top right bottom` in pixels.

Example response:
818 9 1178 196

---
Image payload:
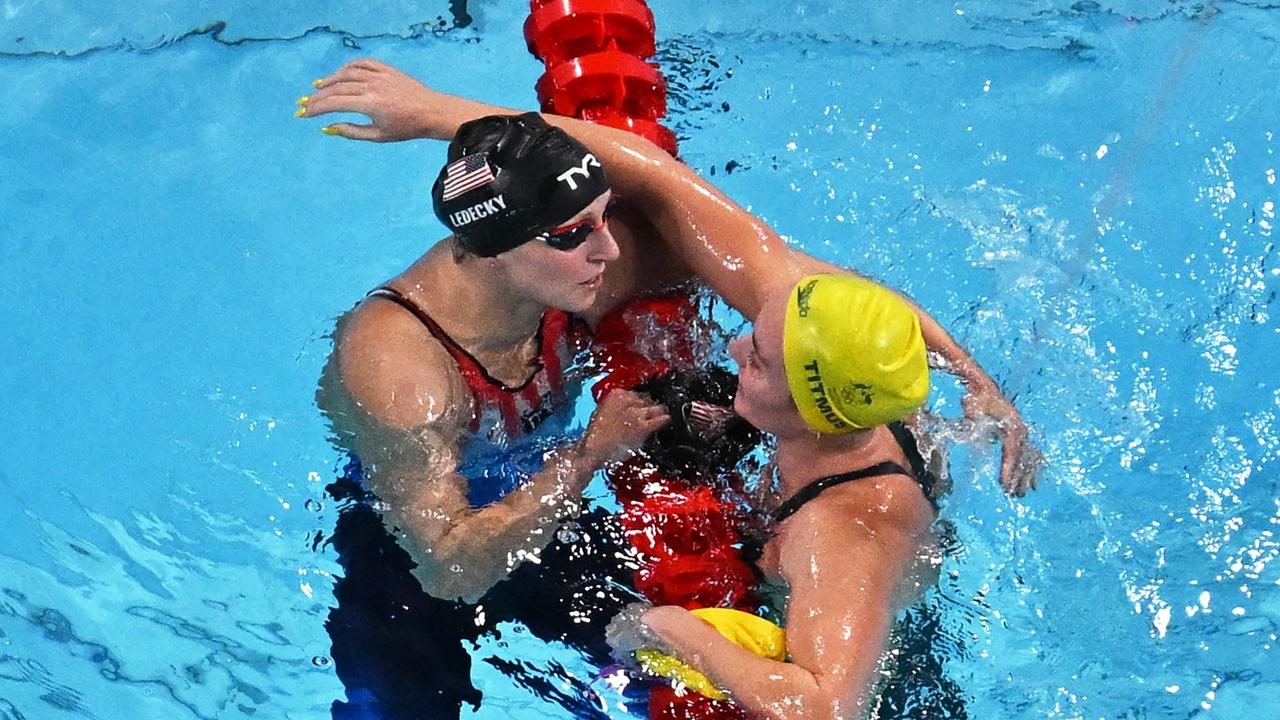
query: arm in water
327 300 667 603
300 59 1039 496
636 477 937 720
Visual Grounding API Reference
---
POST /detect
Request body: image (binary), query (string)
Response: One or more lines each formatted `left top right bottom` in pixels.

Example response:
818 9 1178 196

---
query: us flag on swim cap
441 153 494 201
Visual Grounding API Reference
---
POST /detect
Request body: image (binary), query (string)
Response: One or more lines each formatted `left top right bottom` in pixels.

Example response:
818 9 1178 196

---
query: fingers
314 59 385 89
999 434 1028 498
961 387 1042 497
310 80 369 103
1003 421 1030 493
322 122 387 142
1000 451 1021 497
639 409 671 431
328 65 381 87
304 70 383 116
636 400 670 428
1024 444 1045 494
301 93 374 120
1000 436 1044 498
619 401 668 429
997 428 1018 491
642 403 669 420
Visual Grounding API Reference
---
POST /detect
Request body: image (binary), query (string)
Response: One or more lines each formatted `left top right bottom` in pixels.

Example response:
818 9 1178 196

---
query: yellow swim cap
636 608 786 700
782 275 929 433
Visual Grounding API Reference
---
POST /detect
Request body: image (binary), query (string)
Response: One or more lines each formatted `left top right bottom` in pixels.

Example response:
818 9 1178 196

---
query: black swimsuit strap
366 286 552 392
887 421 937 501
771 461 911 524
366 287 460 351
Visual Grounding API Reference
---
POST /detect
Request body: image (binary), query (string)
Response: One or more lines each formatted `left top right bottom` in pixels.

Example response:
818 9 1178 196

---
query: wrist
433 97 510 141
573 434 608 468
955 360 998 394
967 376 1000 394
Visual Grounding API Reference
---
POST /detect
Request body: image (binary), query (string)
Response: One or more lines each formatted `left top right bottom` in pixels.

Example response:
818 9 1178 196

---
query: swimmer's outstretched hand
299 59 482 142
963 385 1042 497
579 389 670 465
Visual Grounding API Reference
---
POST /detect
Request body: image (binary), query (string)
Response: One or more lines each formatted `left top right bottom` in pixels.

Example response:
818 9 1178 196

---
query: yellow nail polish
294 107 306 118
296 96 310 106
312 79 324 89
321 126 341 136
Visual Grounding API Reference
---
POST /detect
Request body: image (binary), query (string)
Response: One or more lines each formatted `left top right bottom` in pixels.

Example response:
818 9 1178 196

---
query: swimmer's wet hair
450 236 476 263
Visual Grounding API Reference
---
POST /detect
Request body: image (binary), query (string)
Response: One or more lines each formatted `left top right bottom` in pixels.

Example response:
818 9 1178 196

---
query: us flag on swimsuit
441 152 494 200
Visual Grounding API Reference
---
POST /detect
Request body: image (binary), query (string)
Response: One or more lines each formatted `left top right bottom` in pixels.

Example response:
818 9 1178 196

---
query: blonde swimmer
608 275 940 720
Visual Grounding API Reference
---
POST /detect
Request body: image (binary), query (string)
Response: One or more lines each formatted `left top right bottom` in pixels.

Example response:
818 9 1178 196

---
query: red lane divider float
527 4 755 716
525 0 677 155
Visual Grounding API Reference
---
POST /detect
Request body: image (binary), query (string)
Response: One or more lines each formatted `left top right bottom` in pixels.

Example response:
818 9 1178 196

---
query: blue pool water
2 1 1277 718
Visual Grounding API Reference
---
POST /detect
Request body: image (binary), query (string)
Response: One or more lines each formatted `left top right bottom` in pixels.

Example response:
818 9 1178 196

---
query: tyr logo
556 153 601 191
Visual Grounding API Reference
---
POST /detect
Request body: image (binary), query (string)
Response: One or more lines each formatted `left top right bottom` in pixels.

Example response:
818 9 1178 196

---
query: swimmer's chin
551 284 604 313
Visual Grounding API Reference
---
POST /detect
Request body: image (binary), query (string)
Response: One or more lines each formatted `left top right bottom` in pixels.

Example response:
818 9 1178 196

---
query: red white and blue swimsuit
366 286 588 504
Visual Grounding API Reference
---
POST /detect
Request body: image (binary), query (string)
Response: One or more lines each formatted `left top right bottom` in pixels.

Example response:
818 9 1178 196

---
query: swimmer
314 110 679 603
312 110 685 718
608 275 942 719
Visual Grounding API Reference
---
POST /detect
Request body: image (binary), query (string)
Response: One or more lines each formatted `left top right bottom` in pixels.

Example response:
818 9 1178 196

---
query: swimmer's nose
728 335 748 365
588 225 621 263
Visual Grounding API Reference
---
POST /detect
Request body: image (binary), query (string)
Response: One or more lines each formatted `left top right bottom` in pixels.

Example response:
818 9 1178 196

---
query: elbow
411 558 491 604
750 688 847 720
408 532 495 603
788 697 845 720
817 689 873 720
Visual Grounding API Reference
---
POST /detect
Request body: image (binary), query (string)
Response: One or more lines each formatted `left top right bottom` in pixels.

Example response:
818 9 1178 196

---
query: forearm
412 441 604 600
648 613 834 720
544 119 801 317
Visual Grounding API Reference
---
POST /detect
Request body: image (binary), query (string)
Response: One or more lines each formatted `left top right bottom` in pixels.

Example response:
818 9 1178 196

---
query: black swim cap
431 113 610 257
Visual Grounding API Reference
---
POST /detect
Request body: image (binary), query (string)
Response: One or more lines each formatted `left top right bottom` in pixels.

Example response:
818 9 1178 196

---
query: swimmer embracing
315 110 681 604
607 275 943 719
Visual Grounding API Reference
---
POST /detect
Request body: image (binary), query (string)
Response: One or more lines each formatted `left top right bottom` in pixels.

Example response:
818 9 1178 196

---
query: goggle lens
537 200 616 251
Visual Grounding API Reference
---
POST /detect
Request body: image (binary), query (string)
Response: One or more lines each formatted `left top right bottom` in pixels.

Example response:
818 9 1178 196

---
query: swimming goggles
534 200 617 251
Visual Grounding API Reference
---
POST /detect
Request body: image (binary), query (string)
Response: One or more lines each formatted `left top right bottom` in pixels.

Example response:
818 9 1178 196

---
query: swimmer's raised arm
302 59 791 315
303 59 510 143
301 59 1039 496
328 300 666 602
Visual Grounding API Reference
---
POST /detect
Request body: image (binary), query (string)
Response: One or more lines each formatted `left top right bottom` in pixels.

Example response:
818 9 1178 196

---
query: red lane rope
526 4 758 716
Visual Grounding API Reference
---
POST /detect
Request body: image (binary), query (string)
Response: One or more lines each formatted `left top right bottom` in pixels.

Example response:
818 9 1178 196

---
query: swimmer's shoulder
786 456 935 539
332 290 470 434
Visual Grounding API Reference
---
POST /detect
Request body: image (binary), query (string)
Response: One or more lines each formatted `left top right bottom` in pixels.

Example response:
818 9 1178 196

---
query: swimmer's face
495 191 619 313
728 288 810 437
